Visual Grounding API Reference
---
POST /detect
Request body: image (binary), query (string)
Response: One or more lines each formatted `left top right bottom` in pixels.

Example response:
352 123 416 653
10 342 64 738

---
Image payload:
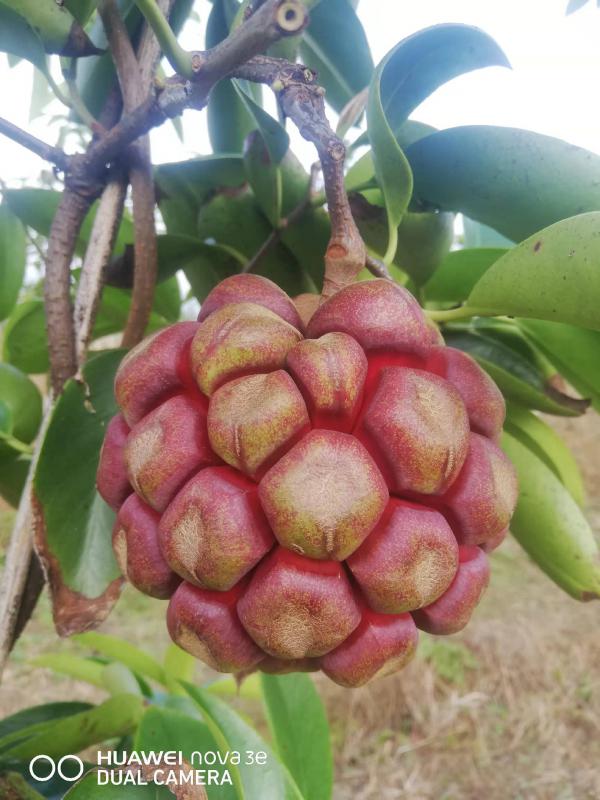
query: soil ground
1 413 599 800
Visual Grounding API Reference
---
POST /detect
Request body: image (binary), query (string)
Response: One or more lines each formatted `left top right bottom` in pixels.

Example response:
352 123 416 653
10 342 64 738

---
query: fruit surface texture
97 275 518 687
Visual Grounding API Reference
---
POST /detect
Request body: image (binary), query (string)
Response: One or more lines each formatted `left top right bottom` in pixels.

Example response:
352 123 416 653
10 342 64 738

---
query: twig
0 116 69 171
233 56 366 298
133 0 193 76
243 161 320 273
365 254 392 280
74 172 127 365
0 402 52 681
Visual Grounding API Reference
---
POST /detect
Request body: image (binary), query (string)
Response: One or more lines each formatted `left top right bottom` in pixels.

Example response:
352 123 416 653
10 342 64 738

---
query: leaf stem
132 0 194 77
425 305 488 323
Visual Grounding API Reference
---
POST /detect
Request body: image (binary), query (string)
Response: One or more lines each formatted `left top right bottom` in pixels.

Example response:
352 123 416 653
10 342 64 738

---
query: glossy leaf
135 706 236 800
2 300 49 374
300 0 373 112
261 673 332 800
462 217 514 248
366 54 413 263
30 653 106 688
242 130 283 227
502 432 600 601
0 363 42 445
407 126 600 241
518 320 600 413
0 702 92 750
64 776 172 799
0 450 30 507
0 202 26 321
504 405 585 506
467 212 600 330
33 350 125 636
377 25 509 137
184 683 304 799
0 4 48 74
64 0 97 25
183 243 243 302
74 632 168 686
424 248 507 304
1 695 143 762
443 329 588 416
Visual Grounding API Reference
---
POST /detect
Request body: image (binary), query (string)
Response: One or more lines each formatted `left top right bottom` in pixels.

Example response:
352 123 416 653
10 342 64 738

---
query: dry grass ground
1 414 599 800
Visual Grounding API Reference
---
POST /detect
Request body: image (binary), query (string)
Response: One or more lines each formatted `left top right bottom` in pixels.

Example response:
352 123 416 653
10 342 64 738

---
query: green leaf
0 450 30 507
152 276 181 322
443 329 588 416
502 432 600 601
300 0 373 112
0 202 26 321
462 217 514 248
74 632 167 686
424 248 507 304
4 188 134 259
504 405 585 506
0 3 48 74
260 673 332 800
1 695 143 762
196 190 310 296
366 54 413 263
467 212 600 330
63 775 172 799
64 0 97 25
0 363 42 444
377 25 509 136
2 300 49 374
33 350 124 635
0 702 92 747
183 244 243 302
184 683 304 799
518 320 600 413
407 126 600 242
30 653 106 688
135 706 237 800
163 644 195 682
0 772 46 799
242 130 283 228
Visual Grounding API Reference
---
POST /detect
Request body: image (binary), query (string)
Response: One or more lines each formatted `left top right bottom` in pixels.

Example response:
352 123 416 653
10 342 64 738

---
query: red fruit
113 494 180 599
443 433 518 547
98 275 517 687
198 273 303 331
167 581 264 672
259 430 388 560
237 548 361 659
124 394 215 512
354 367 470 495
97 414 132 511
412 546 490 635
321 609 418 688
159 466 274 591
347 499 458 613
427 347 505 439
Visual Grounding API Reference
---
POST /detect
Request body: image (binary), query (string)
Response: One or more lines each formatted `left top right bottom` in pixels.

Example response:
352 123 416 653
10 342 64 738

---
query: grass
1 415 599 799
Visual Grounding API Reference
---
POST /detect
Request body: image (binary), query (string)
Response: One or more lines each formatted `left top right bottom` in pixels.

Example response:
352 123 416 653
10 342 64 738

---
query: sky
0 0 599 183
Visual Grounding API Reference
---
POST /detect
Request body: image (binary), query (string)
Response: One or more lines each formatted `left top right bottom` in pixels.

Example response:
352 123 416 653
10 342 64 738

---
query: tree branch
233 56 366 298
74 172 128 365
0 116 69 171
133 0 193 76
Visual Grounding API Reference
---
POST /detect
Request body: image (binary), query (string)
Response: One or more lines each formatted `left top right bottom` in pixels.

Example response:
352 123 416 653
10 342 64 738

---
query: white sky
0 0 599 183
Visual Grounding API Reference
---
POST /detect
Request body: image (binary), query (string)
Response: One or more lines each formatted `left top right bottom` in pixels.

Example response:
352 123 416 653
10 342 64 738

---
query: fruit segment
113 494 180 599
167 581 264 672
191 302 302 396
355 367 470 495
348 499 459 613
97 413 132 511
207 371 310 479
237 547 361 659
124 394 216 513
321 609 418 688
159 466 274 591
286 332 367 431
259 430 388 560
412 546 491 635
